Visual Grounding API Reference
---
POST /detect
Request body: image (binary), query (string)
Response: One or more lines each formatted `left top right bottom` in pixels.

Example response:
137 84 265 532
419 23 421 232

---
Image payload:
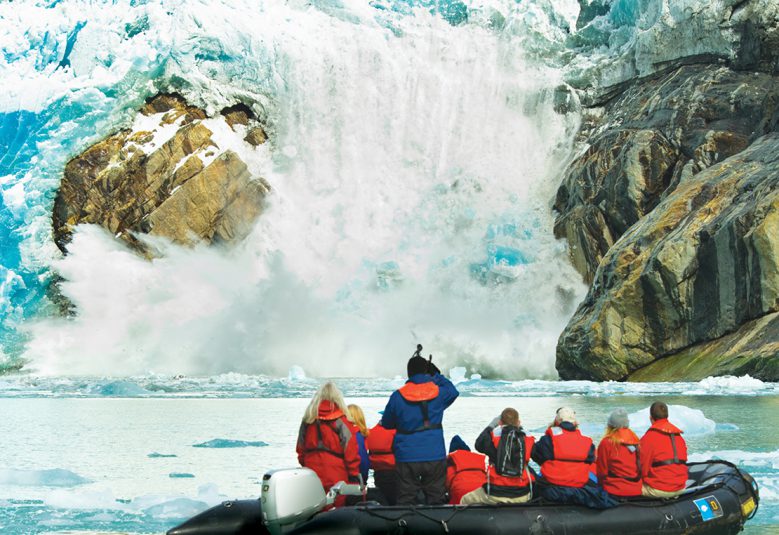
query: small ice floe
0 468 89 487
192 439 269 448
169 473 195 478
147 452 178 458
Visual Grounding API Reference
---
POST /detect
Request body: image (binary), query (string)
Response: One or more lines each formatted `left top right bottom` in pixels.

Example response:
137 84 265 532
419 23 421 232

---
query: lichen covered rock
557 133 779 381
554 64 779 283
53 94 270 253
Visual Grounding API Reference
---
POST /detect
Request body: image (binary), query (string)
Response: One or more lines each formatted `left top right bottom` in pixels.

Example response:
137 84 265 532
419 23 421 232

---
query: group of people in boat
296 351 688 508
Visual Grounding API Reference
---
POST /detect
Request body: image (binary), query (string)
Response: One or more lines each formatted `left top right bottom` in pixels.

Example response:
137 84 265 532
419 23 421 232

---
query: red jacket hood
317 400 345 421
649 418 683 435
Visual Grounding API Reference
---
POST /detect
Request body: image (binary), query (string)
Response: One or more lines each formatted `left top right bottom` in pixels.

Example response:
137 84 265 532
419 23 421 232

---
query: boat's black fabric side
288 486 746 535
166 499 266 535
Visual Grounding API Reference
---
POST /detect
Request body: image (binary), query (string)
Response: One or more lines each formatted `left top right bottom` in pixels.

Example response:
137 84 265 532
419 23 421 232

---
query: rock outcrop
557 133 779 381
554 64 779 283
555 41 779 381
53 94 270 254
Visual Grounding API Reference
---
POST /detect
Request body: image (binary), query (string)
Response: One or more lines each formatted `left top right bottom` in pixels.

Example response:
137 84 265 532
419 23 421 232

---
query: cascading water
3 0 587 377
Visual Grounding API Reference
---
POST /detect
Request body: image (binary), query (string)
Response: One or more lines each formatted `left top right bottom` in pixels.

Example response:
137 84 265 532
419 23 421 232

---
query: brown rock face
557 133 779 381
53 94 270 253
554 65 779 283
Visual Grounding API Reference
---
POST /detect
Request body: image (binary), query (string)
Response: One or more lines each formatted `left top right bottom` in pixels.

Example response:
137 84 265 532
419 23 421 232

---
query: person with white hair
531 407 615 509
296 382 360 507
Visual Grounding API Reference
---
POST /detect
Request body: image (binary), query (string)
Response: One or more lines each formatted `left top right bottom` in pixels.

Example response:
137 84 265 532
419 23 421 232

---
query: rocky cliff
555 3 779 381
53 94 270 255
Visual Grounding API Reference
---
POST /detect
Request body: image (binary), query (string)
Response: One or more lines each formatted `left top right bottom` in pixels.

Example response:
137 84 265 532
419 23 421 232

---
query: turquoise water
0 376 777 534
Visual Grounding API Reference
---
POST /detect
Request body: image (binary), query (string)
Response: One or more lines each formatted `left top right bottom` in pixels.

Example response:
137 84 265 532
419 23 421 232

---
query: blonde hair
602 425 640 445
302 382 350 424
348 404 370 437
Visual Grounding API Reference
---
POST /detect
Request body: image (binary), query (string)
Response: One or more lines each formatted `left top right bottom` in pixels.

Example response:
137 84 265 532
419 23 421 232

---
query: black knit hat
407 355 429 378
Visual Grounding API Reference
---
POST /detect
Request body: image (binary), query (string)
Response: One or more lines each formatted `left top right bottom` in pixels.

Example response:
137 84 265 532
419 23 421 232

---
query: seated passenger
532 407 615 509
366 420 399 505
461 408 535 504
596 408 642 498
347 404 370 484
445 435 487 504
381 347 459 505
296 382 360 507
640 401 688 498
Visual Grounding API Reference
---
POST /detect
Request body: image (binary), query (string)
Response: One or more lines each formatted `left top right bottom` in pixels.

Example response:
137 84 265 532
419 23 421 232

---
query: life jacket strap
310 421 345 459
397 400 443 434
608 444 642 482
651 433 686 467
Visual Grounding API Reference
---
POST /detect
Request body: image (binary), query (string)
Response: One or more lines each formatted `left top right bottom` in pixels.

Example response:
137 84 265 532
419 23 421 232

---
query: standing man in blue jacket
381 347 459 505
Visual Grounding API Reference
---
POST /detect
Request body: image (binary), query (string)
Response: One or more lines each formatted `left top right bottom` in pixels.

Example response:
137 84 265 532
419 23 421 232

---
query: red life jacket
446 450 487 504
540 426 593 488
596 428 642 497
640 419 688 492
396 382 442 434
296 401 360 497
486 429 535 494
367 424 396 471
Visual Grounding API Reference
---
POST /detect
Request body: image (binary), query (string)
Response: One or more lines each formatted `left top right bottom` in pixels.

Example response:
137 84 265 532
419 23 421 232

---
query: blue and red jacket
381 373 459 462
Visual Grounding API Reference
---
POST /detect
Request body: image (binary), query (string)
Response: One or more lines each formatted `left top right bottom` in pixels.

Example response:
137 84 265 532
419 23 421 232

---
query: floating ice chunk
628 405 716 436
449 367 467 384
697 375 765 392
0 468 89 487
147 452 178 458
688 449 779 471
169 473 195 478
92 380 151 397
287 365 306 381
192 438 269 448
470 373 482 380
142 497 210 519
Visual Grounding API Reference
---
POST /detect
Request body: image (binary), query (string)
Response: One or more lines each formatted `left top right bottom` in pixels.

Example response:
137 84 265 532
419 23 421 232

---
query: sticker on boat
694 496 724 522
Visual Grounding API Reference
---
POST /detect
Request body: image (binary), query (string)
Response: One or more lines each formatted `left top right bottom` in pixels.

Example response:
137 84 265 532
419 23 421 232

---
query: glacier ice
192 439 269 448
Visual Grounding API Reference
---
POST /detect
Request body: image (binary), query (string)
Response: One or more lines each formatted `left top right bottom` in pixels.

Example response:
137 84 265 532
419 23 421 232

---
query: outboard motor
262 468 328 534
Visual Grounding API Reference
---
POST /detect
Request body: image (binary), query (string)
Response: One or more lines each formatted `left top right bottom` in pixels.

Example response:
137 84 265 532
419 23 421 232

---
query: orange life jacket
367 424 396 471
597 428 642 497
540 426 593 488
446 450 487 504
396 382 441 435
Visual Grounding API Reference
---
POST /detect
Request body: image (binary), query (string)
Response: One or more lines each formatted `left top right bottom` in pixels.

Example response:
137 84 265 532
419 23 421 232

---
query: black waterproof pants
395 460 447 505
373 469 400 505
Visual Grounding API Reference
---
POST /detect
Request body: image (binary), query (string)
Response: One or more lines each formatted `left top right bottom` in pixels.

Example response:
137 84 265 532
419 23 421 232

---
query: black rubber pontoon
168 461 759 535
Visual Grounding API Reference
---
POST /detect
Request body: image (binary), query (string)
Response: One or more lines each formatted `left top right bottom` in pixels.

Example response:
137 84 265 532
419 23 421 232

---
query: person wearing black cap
380 347 459 505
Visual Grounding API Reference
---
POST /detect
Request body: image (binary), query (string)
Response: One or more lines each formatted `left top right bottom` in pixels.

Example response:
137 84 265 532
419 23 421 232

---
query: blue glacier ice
192 439 269 449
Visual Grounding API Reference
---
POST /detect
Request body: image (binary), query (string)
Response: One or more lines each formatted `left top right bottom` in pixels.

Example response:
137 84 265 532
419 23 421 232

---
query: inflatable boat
167 461 759 535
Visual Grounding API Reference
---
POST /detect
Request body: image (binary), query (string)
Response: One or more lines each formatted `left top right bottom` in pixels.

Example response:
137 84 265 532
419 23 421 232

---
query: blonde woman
296 382 360 506
347 404 370 483
595 408 642 498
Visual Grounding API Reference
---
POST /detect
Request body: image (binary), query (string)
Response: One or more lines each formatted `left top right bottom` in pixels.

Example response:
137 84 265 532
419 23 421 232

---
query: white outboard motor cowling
261 468 327 534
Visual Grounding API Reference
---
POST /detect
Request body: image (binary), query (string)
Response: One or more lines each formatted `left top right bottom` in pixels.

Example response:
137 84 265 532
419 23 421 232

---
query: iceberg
628 405 716 436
